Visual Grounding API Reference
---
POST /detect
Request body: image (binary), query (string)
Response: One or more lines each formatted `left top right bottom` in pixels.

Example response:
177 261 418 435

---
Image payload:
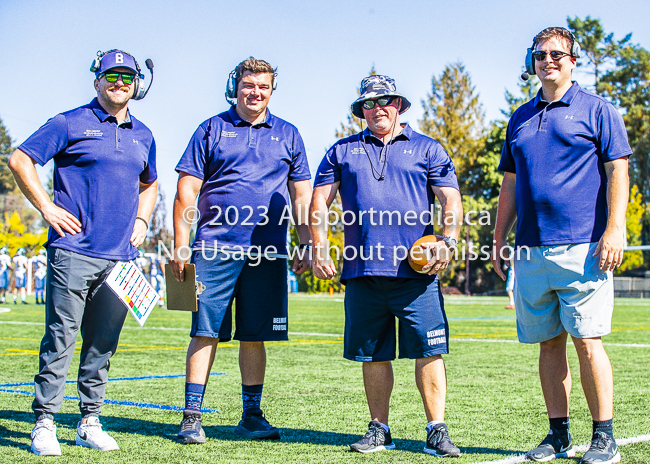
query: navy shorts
190 250 288 342
344 276 449 362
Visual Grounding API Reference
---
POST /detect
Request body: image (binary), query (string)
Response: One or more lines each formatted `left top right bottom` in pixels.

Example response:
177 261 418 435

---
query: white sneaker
31 419 62 456
75 416 119 451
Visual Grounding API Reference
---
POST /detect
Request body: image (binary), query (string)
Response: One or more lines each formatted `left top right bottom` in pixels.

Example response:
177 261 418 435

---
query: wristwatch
441 236 458 252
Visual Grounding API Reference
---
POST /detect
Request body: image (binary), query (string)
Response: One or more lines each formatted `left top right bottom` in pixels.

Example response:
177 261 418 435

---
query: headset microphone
136 58 154 100
133 58 154 100
520 72 530 81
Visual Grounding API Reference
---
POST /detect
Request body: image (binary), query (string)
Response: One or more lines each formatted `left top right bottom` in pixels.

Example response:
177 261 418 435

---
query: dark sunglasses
101 72 136 84
362 96 396 110
532 50 572 62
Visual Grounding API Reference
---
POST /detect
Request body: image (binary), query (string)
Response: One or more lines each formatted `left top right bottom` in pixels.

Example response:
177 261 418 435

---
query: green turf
0 294 649 463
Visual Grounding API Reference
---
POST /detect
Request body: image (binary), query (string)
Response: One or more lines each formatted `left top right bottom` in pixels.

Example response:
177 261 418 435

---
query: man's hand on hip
41 202 81 238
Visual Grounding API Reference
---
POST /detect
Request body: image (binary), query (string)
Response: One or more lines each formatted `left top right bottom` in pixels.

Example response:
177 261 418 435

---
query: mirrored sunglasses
532 50 572 62
362 96 396 110
102 72 136 84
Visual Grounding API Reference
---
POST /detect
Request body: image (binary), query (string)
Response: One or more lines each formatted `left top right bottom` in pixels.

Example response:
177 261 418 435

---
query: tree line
295 16 649 294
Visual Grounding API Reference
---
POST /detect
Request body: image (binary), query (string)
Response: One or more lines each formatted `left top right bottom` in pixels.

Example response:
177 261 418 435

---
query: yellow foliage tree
618 185 644 272
0 211 48 256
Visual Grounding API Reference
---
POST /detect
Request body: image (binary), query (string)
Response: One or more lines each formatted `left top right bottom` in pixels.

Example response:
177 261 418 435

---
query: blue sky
1 0 649 221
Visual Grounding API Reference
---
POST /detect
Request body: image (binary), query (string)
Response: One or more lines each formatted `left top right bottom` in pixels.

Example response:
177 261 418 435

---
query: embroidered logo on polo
84 129 103 137
271 136 279 141
221 130 237 138
565 115 574 120
404 149 412 154
350 147 367 155
133 139 139 145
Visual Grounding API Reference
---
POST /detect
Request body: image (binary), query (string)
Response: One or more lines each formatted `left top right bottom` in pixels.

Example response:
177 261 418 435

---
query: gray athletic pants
32 248 127 420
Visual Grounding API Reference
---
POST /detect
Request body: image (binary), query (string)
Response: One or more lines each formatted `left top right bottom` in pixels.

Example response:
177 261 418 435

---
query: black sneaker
526 428 575 462
423 422 461 457
580 431 620 464
234 409 280 440
350 421 396 453
177 412 206 444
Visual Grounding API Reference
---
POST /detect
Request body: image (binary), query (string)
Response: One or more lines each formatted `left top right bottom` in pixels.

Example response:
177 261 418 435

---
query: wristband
135 217 149 229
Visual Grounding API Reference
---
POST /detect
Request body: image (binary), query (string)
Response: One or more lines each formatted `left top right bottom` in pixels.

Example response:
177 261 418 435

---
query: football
408 235 442 273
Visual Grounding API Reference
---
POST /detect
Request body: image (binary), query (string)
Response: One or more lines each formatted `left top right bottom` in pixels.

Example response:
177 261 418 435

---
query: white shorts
514 242 613 344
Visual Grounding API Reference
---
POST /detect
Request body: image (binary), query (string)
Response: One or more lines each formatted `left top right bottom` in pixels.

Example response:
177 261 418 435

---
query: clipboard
164 264 205 312
105 261 159 327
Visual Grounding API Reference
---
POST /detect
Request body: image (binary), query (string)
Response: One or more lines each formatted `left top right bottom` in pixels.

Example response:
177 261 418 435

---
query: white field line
0 308 11 314
1 322 649 347
467 433 650 464
288 332 342 337
0 320 39 325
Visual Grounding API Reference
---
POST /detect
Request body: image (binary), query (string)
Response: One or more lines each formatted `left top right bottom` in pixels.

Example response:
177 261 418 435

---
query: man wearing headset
310 75 463 456
170 57 311 444
492 27 630 464
9 50 157 456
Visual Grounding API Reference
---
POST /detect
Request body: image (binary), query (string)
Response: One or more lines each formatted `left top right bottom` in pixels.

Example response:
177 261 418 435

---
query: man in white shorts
492 27 631 464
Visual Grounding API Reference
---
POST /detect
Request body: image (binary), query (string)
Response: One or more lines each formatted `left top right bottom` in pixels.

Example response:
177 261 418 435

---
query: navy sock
242 384 263 417
593 419 613 437
184 382 206 414
549 417 569 432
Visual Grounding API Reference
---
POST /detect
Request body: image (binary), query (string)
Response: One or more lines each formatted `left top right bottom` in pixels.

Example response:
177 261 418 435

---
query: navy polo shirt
18 98 157 261
315 124 459 281
499 82 632 248
176 106 311 254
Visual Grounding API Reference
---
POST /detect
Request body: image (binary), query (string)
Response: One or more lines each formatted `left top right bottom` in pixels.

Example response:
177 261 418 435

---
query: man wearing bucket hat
9 49 157 455
310 75 463 456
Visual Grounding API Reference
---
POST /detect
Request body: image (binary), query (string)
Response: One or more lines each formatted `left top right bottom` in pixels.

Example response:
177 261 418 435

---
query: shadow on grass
0 411 76 451
0 409 523 457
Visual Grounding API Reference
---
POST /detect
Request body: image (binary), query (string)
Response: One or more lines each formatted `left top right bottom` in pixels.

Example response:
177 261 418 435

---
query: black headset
90 49 154 100
225 67 278 105
522 28 581 81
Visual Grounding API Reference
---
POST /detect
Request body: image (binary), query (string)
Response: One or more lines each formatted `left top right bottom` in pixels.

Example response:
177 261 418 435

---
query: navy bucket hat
351 75 411 119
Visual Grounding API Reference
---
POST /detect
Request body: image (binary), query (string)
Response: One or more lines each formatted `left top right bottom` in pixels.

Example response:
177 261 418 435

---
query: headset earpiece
524 48 535 76
131 74 147 100
225 69 237 104
90 51 102 73
570 37 581 59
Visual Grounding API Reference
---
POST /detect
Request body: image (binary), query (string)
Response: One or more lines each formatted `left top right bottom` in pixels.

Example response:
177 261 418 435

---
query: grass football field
0 294 648 463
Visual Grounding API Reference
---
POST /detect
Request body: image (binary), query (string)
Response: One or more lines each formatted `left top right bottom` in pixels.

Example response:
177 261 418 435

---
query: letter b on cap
116 53 124 64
